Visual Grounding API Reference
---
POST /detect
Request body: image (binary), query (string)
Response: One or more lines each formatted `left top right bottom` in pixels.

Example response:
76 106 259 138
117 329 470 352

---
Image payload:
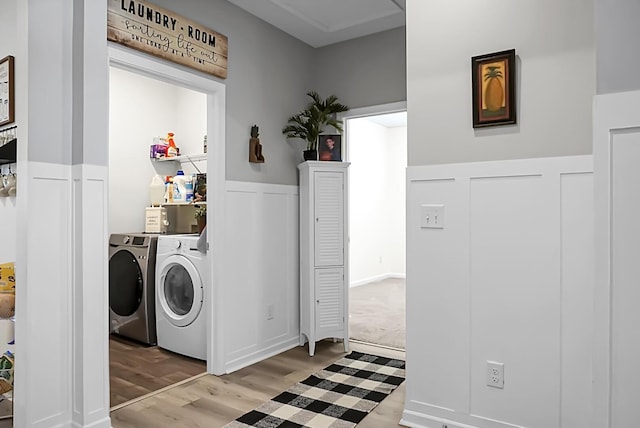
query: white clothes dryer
155 234 207 360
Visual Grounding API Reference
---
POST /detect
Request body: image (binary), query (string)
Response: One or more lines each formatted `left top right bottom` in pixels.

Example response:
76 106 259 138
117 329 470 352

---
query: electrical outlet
267 304 274 320
487 361 504 389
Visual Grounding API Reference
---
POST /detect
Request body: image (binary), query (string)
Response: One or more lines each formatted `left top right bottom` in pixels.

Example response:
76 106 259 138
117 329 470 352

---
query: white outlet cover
487 361 504 388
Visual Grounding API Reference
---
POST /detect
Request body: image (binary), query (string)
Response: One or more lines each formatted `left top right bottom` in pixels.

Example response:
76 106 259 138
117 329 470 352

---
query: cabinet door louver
314 171 344 267
315 268 344 334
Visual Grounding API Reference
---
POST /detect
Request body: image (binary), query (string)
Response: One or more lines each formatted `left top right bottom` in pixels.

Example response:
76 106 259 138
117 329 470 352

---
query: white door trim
108 45 226 375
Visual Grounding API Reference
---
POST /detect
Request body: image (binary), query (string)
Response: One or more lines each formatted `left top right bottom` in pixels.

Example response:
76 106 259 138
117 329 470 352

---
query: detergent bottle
164 176 174 203
173 170 187 203
185 175 194 203
149 174 165 206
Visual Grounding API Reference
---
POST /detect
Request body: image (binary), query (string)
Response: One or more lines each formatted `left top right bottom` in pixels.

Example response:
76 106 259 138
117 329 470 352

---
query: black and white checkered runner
224 351 405 428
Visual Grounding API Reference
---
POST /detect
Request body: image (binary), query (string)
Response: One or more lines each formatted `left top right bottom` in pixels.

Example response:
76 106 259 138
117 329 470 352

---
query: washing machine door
157 255 203 327
109 249 143 317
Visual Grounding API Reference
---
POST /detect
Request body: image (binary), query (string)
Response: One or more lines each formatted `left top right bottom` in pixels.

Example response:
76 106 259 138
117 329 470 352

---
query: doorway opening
107 46 226 409
344 107 407 351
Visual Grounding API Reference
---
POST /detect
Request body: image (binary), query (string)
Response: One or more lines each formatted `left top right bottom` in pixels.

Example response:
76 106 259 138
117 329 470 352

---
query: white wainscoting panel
403 156 593 428
15 162 72 427
406 176 468 413
560 172 594 428
610 130 640 428
223 181 299 373
594 90 640 428
469 173 560 427
13 163 111 428
72 165 111 428
224 189 260 355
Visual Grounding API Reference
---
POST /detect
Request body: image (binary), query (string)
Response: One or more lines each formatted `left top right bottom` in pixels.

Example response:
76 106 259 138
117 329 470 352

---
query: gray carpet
349 277 405 349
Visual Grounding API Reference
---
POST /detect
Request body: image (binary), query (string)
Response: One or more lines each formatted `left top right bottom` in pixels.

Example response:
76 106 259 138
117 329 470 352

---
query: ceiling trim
226 0 406 48
270 0 402 33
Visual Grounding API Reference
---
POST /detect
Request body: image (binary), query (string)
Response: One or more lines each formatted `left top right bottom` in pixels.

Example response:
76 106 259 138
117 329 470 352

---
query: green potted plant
282 91 349 161
194 203 207 234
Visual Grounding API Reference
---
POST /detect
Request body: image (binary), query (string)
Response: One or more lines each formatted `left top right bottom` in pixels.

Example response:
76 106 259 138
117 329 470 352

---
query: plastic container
149 174 165 206
166 132 178 157
185 176 194 203
173 170 187 203
164 176 174 203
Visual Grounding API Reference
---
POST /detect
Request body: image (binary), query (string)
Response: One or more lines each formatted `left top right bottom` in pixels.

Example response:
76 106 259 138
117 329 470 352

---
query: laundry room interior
107 64 211 407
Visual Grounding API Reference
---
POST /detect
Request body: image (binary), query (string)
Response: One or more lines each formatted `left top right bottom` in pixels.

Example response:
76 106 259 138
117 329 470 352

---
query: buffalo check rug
224 351 405 428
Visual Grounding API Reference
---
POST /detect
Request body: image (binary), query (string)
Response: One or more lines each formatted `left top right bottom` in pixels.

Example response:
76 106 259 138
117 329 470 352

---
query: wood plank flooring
110 340 406 428
0 397 12 428
109 334 207 408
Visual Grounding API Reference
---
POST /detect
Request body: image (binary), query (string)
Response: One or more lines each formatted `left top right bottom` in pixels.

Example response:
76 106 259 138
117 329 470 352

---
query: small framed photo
471 49 516 128
318 134 342 161
0 56 14 127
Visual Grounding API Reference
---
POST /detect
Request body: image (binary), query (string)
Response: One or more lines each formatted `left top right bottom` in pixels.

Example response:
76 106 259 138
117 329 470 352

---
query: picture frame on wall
471 49 516 128
318 134 342 161
0 56 14 127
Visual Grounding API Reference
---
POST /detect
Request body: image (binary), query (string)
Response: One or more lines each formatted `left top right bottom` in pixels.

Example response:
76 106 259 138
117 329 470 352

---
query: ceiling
226 0 406 48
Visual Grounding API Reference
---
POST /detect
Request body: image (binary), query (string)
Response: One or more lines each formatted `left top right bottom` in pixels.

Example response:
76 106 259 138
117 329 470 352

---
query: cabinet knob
316 217 319 222
316 299 320 304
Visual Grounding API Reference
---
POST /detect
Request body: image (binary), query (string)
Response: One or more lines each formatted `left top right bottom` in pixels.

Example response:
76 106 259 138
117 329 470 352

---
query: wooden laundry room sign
107 0 228 79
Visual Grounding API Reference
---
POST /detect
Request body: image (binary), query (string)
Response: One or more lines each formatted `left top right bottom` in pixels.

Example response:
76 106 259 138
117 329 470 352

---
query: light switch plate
420 204 444 229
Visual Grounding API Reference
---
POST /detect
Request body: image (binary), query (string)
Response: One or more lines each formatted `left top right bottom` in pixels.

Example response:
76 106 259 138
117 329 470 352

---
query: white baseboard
225 337 300 374
400 409 479 428
402 405 521 428
350 273 405 288
71 416 112 428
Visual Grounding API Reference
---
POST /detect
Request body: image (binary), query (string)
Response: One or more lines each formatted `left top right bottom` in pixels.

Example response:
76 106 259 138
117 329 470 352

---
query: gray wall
109 1 407 185
595 0 640 94
152 0 316 185
406 0 595 166
0 0 17 57
313 27 406 110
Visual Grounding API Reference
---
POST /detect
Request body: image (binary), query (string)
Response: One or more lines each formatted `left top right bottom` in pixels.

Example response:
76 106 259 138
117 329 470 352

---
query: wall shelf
160 201 206 206
152 153 206 163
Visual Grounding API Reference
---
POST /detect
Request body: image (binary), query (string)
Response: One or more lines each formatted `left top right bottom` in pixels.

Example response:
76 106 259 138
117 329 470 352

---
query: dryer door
109 249 143 317
157 255 203 327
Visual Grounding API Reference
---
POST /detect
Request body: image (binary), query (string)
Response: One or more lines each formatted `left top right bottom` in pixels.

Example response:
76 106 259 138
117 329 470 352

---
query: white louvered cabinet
298 161 350 356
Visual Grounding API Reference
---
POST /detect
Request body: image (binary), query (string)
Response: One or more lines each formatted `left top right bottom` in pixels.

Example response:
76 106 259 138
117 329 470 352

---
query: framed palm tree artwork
471 49 516 128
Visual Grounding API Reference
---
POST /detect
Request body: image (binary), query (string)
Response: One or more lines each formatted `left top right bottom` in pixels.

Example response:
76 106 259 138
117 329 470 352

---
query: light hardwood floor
110 334 207 408
110 340 406 428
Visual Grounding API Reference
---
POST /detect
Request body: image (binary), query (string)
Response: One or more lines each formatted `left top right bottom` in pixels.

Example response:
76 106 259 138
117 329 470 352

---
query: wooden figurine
249 125 265 163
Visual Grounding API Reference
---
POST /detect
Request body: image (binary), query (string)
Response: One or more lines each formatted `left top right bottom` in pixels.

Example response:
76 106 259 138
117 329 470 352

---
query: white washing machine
155 234 207 360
